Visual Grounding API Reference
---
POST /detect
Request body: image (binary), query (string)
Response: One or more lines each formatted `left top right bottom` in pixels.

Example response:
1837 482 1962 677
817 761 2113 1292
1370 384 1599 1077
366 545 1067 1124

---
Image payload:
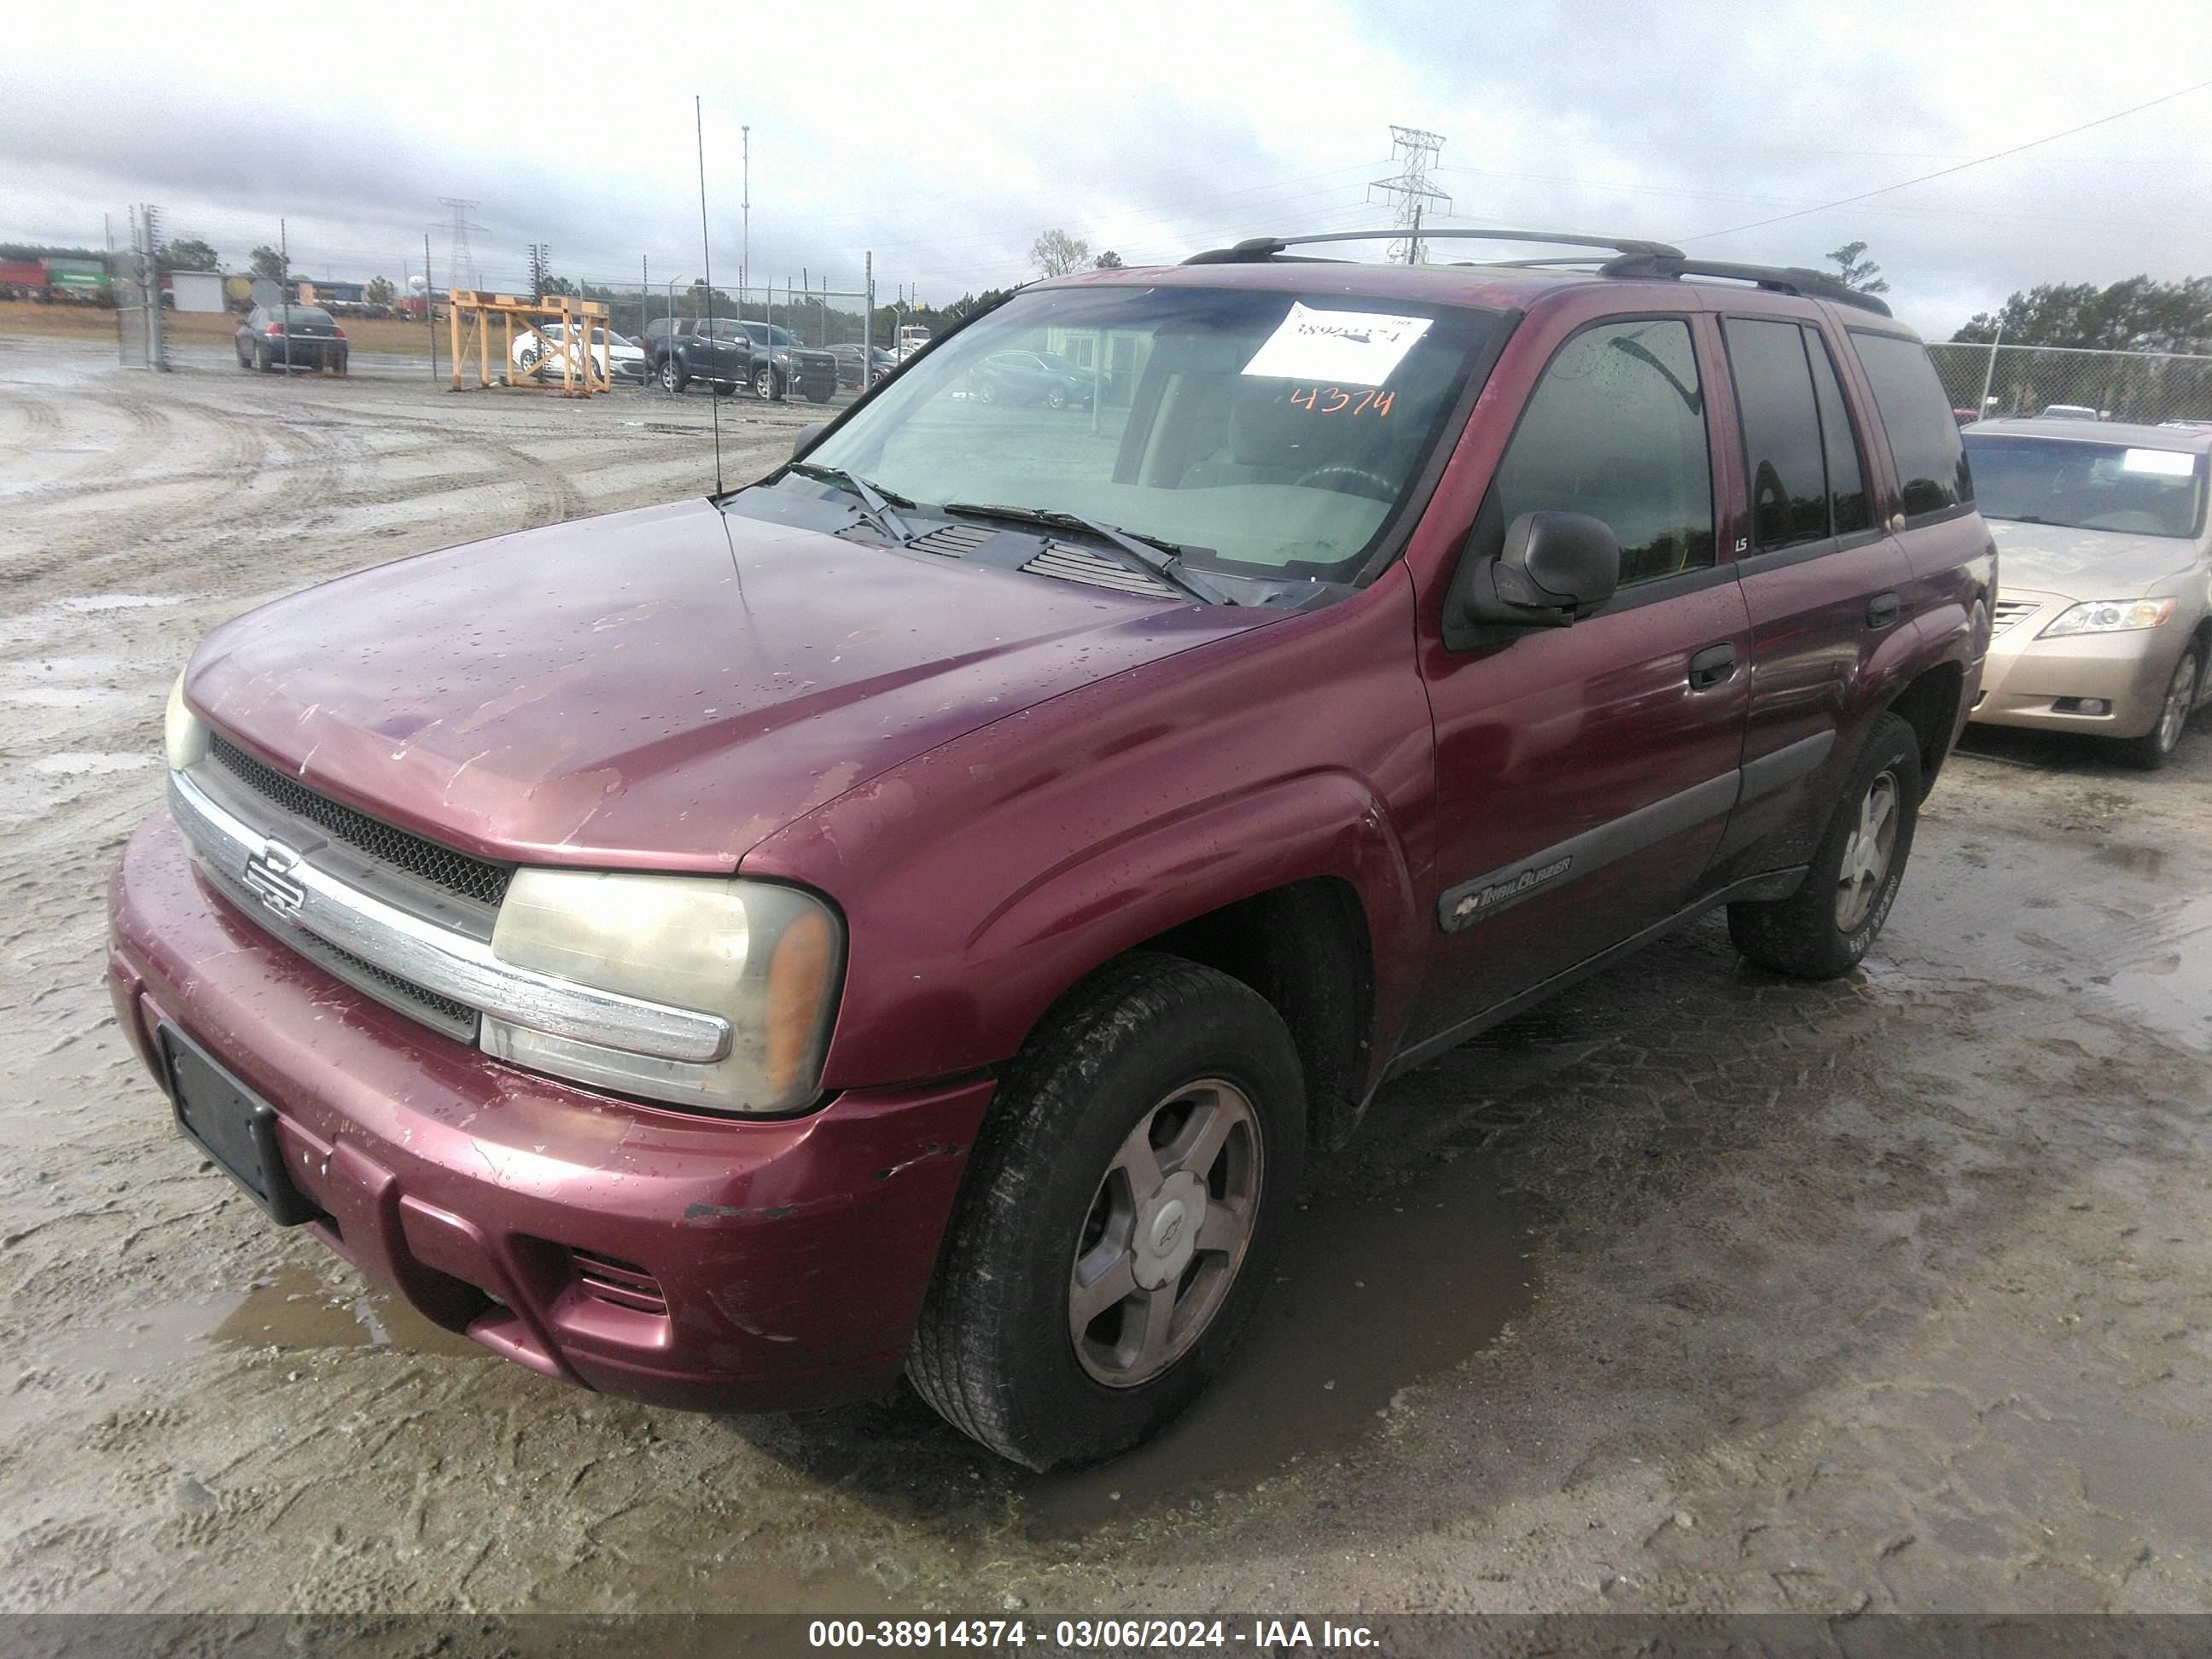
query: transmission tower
1368 125 1451 265
438 197 485 292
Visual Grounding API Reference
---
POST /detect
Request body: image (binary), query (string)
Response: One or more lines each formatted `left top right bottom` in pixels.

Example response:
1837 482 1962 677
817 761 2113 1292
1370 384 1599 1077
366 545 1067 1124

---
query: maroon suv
109 230 1994 1469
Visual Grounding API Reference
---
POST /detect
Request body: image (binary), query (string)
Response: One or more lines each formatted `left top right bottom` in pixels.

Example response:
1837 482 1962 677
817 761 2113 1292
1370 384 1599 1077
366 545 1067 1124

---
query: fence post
1976 321 2003 418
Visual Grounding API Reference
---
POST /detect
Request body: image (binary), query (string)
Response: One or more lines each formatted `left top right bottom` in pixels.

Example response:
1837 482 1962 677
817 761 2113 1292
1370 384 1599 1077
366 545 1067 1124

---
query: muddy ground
2 336 2208 1617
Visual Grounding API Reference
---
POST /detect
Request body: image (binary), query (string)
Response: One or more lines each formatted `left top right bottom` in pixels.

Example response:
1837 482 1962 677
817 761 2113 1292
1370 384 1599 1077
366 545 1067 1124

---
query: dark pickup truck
643 314 838 402
113 230 1992 1470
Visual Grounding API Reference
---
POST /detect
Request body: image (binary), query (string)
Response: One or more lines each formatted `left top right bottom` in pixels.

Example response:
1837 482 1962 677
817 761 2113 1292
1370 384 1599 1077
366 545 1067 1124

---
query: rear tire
1729 712 1922 979
661 358 688 394
909 953 1305 1470
752 364 779 400
2117 644 2198 771
255 345 272 373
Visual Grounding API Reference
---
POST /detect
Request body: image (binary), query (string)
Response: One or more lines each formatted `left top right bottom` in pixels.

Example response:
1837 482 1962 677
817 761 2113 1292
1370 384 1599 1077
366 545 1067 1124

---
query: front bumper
1970 589 2187 740
108 812 992 1412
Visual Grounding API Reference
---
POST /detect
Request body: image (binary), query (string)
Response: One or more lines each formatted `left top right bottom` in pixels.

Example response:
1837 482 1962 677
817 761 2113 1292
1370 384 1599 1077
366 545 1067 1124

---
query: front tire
909 954 1305 1470
1729 712 1923 979
2118 644 2199 771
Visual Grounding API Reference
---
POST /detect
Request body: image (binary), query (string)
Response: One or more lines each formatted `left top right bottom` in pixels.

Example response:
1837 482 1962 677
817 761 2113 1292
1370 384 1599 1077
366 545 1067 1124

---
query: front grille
291 930 479 1039
1991 598 2040 636
211 735 514 907
569 1249 668 1315
193 851 479 1042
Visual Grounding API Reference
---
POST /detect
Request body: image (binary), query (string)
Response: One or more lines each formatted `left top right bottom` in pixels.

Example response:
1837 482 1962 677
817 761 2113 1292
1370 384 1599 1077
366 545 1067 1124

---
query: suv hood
1988 519 2203 596
186 498 1271 871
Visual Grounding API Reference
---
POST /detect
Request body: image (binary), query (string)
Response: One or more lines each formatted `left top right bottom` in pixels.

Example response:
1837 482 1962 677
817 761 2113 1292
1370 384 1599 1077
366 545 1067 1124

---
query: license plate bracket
160 1024 320 1226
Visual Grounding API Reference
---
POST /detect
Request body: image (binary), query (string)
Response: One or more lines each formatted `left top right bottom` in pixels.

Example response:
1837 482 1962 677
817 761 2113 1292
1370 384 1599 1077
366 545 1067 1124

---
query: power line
1681 76 2212 245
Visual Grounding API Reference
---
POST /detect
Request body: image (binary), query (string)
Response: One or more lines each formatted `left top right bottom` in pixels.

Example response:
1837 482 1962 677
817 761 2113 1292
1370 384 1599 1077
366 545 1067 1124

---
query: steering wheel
1293 463 1395 500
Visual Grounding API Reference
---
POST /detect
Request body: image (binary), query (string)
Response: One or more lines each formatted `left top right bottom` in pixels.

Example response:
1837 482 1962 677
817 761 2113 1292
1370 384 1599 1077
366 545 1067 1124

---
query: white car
510 323 647 384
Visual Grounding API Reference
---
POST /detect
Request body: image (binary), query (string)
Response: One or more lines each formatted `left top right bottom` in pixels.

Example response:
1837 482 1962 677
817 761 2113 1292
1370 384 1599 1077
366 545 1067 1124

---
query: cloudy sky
7 0 2209 339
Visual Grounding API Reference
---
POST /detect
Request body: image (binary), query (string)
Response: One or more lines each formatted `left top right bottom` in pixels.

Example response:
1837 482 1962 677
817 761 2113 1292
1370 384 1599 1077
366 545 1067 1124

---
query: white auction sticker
1242 302 1433 387
2120 447 2197 477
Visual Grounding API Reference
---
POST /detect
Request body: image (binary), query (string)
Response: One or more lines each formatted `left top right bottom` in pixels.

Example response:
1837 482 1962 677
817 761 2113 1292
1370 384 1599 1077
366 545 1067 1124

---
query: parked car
1963 418 2210 767
969 348 1095 410
115 230 1991 1471
2037 404 2104 421
511 323 648 385
827 342 898 389
235 305 346 375
646 316 839 402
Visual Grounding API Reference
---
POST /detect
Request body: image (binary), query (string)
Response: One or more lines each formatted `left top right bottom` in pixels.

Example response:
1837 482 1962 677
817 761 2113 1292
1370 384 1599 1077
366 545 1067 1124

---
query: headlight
2037 597 2176 639
482 870 841 1115
164 672 208 770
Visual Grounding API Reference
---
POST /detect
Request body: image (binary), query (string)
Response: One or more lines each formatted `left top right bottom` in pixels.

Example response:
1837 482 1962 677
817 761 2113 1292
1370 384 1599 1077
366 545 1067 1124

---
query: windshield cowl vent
907 524 999 558
1022 541 1179 597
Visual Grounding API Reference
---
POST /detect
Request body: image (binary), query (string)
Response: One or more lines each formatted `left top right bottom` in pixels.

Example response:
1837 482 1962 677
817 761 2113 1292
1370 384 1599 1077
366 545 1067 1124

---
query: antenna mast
696 96 725 496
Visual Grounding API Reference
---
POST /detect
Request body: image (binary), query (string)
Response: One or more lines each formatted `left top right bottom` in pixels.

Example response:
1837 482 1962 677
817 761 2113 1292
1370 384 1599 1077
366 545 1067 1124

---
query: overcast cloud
6 0 2209 338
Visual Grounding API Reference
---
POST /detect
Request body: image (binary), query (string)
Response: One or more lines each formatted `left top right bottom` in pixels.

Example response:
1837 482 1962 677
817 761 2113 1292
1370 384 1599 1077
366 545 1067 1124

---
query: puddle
50 594 183 614
2098 894 2212 1052
27 751 159 777
214 1266 489 1359
1021 1167 1534 1534
44 1266 488 1378
2093 842 2170 878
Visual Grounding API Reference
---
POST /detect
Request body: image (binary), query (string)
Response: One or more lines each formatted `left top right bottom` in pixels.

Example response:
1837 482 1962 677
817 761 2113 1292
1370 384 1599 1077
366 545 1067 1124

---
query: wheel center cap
1132 1172 1205 1290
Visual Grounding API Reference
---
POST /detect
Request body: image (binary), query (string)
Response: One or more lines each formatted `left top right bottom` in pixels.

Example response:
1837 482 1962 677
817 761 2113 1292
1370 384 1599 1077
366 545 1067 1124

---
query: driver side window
1494 317 1715 586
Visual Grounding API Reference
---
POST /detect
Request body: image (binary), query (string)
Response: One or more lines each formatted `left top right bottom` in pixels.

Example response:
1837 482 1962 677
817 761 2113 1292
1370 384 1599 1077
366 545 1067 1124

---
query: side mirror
792 422 828 459
1458 511 1621 629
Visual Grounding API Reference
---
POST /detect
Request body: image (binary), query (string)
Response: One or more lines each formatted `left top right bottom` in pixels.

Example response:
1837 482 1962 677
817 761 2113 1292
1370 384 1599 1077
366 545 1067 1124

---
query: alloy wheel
1068 1079 1262 1388
2155 650 2198 755
1835 769 1900 932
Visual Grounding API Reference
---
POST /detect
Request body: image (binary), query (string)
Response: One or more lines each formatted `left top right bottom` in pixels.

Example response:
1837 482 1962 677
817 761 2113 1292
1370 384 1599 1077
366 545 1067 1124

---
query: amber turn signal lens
765 909 835 1093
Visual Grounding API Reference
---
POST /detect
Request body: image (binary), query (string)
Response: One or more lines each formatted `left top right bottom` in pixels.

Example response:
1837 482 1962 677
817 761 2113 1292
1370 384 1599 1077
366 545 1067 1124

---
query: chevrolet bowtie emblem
242 838 307 921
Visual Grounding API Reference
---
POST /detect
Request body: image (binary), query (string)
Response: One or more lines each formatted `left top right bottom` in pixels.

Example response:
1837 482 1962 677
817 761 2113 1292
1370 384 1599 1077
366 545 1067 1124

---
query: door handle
1866 591 1901 629
1687 643 1737 690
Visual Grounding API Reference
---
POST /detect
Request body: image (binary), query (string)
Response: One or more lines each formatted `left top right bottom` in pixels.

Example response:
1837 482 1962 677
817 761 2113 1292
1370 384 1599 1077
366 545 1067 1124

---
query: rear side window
1494 317 1715 587
1807 334 1871 534
1850 332 1974 519
1724 318 1828 550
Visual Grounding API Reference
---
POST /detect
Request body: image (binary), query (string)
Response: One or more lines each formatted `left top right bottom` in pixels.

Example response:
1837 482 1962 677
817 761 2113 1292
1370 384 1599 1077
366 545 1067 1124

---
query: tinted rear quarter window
1807 333 1871 534
1725 317 1828 550
1851 332 1973 519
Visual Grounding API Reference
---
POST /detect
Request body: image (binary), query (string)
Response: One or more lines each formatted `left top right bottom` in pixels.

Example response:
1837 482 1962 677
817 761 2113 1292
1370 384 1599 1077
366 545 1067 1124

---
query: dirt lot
0 299 439 358
2 334 2209 1618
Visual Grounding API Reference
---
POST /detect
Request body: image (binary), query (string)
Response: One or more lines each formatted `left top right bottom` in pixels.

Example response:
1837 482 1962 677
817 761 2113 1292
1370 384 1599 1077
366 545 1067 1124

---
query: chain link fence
1928 341 2212 428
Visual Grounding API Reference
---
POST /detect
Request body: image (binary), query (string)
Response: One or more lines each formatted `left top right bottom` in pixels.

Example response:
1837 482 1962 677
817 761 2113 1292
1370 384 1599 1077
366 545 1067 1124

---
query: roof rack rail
1183 228 1685 265
1598 252 1893 317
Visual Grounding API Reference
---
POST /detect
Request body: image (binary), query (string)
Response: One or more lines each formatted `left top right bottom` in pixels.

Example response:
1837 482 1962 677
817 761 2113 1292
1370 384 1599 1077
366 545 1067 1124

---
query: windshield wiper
940 502 1230 604
788 462 916 544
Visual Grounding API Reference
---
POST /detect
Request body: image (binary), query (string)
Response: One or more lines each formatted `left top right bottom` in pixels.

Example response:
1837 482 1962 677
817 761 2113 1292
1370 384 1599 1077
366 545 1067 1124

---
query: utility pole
1976 317 2005 418
425 233 437 382
527 242 550 301
280 217 291 375
740 125 751 327
864 249 874 380
1369 125 1450 264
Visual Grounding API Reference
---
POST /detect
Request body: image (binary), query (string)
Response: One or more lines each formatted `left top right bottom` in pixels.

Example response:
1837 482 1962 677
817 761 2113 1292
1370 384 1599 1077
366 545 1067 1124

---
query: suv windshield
799 284 1498 580
1963 434 2208 539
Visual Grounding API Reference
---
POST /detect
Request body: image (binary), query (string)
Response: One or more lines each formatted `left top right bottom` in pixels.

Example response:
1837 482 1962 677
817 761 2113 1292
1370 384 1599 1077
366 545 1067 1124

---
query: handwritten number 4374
1289 386 1394 416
